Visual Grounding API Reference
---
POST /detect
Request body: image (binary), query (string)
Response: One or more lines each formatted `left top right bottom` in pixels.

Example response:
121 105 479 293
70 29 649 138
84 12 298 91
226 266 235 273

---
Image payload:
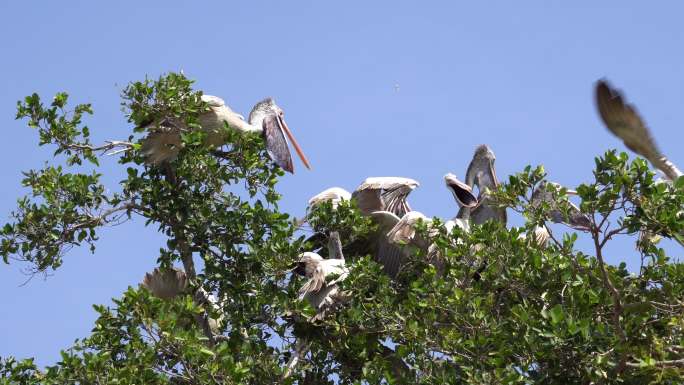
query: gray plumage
595 80 682 181
530 181 591 231
458 145 507 225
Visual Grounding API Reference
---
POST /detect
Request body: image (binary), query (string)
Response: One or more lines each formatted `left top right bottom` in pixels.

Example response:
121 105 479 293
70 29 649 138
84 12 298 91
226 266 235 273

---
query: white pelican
458 145 507 225
141 95 311 173
595 80 682 181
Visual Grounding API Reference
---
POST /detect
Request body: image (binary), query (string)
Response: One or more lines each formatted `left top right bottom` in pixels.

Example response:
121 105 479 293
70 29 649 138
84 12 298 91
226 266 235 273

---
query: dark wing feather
595 80 682 180
262 114 294 173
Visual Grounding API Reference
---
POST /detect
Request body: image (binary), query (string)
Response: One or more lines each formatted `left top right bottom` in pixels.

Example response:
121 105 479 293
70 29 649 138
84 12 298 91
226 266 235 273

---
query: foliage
3 73 684 384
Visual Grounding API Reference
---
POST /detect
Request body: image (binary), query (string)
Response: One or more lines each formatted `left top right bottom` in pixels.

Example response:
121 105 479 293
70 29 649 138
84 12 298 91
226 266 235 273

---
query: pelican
284 233 348 380
530 181 592 231
352 177 419 217
141 95 311 173
372 174 477 278
141 267 224 335
293 252 348 315
297 187 352 226
595 80 682 181
458 145 507 225
142 267 188 299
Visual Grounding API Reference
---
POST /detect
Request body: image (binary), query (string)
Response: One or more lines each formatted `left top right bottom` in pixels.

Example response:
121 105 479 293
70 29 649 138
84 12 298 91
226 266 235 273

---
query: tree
2 73 684 384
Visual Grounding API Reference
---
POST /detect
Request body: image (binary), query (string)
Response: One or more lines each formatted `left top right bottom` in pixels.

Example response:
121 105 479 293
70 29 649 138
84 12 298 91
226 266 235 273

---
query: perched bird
595 80 682 181
530 181 592 231
293 252 348 310
458 145 507 225
373 174 477 278
141 267 224 334
352 177 419 217
284 233 347 380
297 187 352 226
142 267 188 299
519 225 551 247
141 95 311 173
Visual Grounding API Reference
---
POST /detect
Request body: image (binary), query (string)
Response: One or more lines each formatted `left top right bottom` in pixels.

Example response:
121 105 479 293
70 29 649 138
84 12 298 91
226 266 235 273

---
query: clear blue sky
1 1 683 367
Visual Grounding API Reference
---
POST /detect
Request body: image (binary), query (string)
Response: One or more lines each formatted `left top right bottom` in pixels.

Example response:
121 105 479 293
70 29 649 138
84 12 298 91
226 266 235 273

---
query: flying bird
458 145 508 225
595 80 682 181
141 95 311 173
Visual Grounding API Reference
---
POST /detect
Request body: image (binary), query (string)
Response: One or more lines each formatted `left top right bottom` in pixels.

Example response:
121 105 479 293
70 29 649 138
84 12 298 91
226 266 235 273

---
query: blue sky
1 1 683 367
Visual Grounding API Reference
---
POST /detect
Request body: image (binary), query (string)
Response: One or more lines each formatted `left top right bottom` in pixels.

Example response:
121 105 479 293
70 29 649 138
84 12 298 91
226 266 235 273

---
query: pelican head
248 98 311 173
444 173 478 208
465 144 498 189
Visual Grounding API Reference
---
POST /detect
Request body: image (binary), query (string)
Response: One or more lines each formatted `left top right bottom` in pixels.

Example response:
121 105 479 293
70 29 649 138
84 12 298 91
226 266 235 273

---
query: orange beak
277 115 312 170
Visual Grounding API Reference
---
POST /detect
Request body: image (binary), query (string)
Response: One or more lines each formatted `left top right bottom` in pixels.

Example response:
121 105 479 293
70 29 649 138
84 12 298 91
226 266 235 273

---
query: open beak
277 115 312 170
444 174 478 207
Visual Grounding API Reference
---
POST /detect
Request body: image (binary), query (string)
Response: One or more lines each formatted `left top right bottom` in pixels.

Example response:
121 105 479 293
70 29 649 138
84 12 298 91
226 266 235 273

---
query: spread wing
595 80 682 181
262 114 294 173
369 210 409 278
354 177 419 217
142 267 188 300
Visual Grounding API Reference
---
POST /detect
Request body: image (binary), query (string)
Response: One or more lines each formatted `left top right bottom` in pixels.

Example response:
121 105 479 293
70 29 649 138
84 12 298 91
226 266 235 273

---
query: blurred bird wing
595 80 682 181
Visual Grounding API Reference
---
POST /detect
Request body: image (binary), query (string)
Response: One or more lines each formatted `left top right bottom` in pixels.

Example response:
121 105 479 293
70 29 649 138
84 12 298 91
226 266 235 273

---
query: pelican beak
277 115 312 170
444 174 478 207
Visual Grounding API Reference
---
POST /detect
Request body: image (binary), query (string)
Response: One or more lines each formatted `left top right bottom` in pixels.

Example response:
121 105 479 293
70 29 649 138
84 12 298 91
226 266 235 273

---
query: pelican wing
386 211 431 249
354 177 419 217
368 210 410 278
262 114 294 173
298 264 326 300
142 267 188 300
140 128 182 165
595 80 682 181
307 187 352 209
